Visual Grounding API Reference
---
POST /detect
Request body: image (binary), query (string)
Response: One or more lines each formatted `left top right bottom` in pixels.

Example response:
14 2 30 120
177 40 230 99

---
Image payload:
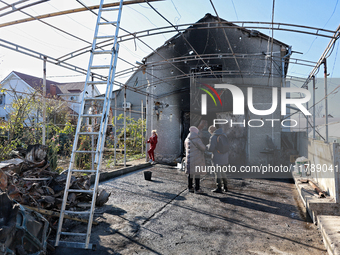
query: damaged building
113 13 292 166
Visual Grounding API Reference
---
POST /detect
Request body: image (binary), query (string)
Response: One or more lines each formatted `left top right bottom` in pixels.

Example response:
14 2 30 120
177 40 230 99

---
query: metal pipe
145 91 149 162
57 22 338 63
0 0 49 18
141 99 143 156
301 25 340 89
281 46 292 86
151 66 154 132
313 76 316 139
114 92 117 166
0 0 164 28
0 0 31 12
91 74 95 171
0 38 105 80
323 59 328 143
281 46 292 132
113 53 315 78
124 86 127 167
42 56 46 145
308 180 326 197
306 84 308 136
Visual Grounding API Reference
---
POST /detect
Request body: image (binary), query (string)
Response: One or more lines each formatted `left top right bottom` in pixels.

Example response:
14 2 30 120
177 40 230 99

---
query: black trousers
188 174 200 190
214 168 228 189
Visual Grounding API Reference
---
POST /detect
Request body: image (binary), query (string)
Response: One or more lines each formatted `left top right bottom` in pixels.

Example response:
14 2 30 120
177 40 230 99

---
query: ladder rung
78 132 99 135
90 65 111 69
68 189 93 194
56 241 95 250
102 7 119 11
71 169 96 173
98 21 117 25
87 81 107 84
60 232 86 236
81 114 102 118
64 210 90 215
93 50 112 54
84 97 105 101
74 150 97 154
95 35 115 39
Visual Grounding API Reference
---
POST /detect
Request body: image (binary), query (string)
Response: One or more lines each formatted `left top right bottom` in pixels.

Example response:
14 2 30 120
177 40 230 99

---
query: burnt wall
113 14 288 164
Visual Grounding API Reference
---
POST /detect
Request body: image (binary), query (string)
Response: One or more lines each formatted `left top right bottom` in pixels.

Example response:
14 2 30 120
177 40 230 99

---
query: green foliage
46 133 60 171
74 135 92 169
0 90 40 160
115 113 146 154
0 84 146 170
0 86 76 170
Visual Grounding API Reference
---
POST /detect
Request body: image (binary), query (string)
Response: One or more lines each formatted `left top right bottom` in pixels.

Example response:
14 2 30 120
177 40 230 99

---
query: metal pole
141 99 143 156
114 92 117 166
145 93 148 162
124 85 127 167
281 46 292 132
313 76 316 139
306 84 308 136
151 66 154 131
42 56 46 145
323 59 328 143
91 74 95 171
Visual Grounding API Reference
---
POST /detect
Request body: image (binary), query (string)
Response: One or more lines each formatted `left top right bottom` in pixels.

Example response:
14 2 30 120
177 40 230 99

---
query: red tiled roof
11 71 85 97
13 71 62 96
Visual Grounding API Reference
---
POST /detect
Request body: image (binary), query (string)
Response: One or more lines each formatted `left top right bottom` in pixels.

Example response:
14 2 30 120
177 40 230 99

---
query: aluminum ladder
55 0 123 250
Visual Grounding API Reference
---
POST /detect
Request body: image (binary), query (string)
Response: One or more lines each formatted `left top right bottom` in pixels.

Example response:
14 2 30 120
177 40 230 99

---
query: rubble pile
0 145 111 226
0 161 92 210
0 192 50 255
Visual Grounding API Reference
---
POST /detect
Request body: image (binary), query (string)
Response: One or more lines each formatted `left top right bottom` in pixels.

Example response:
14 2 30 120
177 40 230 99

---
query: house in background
0 71 100 121
113 13 291 165
56 81 100 115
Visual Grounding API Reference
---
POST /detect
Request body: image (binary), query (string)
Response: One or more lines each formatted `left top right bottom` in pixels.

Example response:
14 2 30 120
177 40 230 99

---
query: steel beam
301 25 340 89
0 38 106 80
0 0 164 28
0 0 49 17
57 22 338 62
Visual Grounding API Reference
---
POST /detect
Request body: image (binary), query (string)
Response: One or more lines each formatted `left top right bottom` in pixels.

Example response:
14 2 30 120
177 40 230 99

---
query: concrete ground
53 164 327 255
293 174 340 255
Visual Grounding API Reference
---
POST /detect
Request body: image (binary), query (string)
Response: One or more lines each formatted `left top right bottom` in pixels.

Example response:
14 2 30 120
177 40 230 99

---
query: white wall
307 138 340 202
58 86 100 115
0 73 36 121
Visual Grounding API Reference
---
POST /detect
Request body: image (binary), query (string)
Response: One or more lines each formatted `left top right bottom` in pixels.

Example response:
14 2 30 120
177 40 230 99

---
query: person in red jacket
147 130 158 164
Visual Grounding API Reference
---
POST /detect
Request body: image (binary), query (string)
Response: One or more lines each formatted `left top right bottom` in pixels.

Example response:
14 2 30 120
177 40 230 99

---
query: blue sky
0 0 339 116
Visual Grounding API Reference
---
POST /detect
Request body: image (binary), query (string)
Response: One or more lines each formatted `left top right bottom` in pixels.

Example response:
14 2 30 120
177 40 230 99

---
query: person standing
207 125 229 193
147 130 158 164
197 119 210 146
184 126 206 194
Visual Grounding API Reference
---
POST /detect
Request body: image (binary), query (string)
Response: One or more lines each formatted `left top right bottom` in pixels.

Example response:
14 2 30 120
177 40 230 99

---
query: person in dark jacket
207 125 228 193
198 119 211 146
147 130 158 164
184 126 206 194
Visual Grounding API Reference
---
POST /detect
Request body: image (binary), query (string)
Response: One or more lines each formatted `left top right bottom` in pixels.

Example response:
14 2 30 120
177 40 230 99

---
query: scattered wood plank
23 205 99 225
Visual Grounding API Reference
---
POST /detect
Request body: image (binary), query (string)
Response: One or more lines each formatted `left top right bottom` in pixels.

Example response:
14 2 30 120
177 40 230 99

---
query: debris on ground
0 144 111 232
0 192 50 255
308 180 327 198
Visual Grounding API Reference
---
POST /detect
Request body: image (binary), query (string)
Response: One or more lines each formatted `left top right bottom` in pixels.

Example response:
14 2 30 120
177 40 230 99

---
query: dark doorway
216 112 247 166
181 111 191 155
